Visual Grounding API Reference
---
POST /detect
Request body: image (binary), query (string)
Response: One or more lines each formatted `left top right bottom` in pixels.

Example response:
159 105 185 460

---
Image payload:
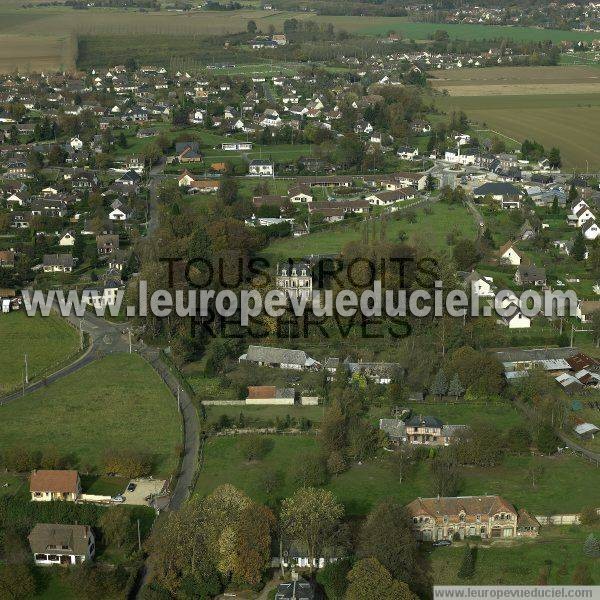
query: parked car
127 482 137 492
432 539 452 547
112 495 125 503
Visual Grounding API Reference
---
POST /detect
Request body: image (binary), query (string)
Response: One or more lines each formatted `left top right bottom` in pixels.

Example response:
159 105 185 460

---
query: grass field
430 525 600 585
0 311 80 394
260 202 478 264
195 434 600 516
0 354 181 476
434 67 600 170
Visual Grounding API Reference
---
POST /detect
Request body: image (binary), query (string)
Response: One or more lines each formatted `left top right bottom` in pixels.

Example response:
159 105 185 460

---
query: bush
580 506 600 525
293 453 328 487
101 450 153 478
536 424 559 455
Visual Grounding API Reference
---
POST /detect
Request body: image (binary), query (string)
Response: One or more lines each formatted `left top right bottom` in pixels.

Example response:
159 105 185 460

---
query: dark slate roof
405 415 444 428
473 182 520 196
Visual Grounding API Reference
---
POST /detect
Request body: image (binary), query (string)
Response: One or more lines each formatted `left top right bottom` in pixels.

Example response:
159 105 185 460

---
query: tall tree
345 558 417 600
280 487 344 571
357 500 425 594
430 369 448 399
572 229 587 262
447 374 465 399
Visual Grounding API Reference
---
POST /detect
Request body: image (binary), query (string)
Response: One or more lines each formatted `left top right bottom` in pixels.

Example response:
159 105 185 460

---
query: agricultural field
0 353 182 476
195 433 600 516
260 202 478 265
0 34 76 74
0 311 80 394
433 67 600 170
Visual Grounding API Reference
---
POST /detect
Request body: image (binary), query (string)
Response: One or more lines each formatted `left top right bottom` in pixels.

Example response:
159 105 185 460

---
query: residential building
276 262 312 300
379 416 467 446
514 264 546 286
29 523 95 566
405 495 539 541
42 254 74 273
239 345 320 370
30 470 81 502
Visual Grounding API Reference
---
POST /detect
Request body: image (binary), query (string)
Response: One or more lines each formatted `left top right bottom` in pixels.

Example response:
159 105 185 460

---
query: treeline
273 0 409 17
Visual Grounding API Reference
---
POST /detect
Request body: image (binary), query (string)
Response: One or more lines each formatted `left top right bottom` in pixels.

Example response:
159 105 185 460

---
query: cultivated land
0 354 181 476
433 67 600 170
0 311 79 394
0 34 75 74
195 433 600 516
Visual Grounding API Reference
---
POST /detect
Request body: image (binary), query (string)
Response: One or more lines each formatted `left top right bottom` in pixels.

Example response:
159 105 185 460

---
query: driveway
121 478 168 506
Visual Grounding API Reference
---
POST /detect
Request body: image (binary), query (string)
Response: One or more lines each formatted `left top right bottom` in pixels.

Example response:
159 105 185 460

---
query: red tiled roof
30 470 79 494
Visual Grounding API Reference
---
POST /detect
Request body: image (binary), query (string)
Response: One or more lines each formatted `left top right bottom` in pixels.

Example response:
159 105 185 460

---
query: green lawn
203 404 325 427
0 311 80 394
260 203 477 264
429 525 600 585
196 435 600 516
0 354 182 476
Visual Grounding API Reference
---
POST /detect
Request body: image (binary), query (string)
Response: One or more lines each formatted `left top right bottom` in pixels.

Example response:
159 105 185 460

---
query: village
0 41 599 600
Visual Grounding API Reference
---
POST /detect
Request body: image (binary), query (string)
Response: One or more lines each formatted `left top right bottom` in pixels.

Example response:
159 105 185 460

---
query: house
116 170 141 187
178 171 195 187
260 109 282 128
246 386 295 405
519 220 536 240
379 416 466 446
29 523 95 566
276 262 312 299
342 360 404 385
82 279 121 309
69 136 83 151
96 234 119 256
287 185 313 203
574 205 595 228
473 182 521 209
42 254 74 273
574 422 599 440
405 495 538 541
175 142 203 163
109 205 132 221
515 264 546 287
397 146 419 160
30 470 81 502
221 141 252 151
249 159 274 177
576 300 600 323
461 270 494 297
500 302 531 329
582 219 600 241
366 187 415 207
239 345 320 370
58 230 76 247
275 577 315 600
498 241 522 266
0 250 15 267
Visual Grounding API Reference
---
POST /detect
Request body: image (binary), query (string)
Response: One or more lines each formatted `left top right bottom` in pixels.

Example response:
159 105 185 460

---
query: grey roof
245 345 313 367
406 415 443 428
42 253 74 268
492 347 578 364
516 264 546 282
473 182 519 196
28 523 92 556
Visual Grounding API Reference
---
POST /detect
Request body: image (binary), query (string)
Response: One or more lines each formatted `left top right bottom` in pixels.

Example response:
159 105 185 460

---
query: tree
345 558 417 600
548 147 561 169
316 559 352 600
591 311 600 349
293 453 328 487
572 229 587 262
237 435 272 461
247 20 257 34
536 423 559 455
457 544 476 579
430 369 448 399
280 487 344 571
568 180 578 207
327 450 347 475
447 374 465 399
430 450 462 496
580 506 600 525
505 426 532 454
425 173 436 191
583 533 600 558
99 507 134 549
357 500 424 593
453 239 480 270
457 422 503 467
0 564 36 599
218 175 239 206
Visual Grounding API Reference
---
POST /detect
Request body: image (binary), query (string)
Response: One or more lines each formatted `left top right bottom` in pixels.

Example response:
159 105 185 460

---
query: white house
109 206 132 221
178 171 195 187
249 160 274 177
583 219 600 240
575 205 595 227
29 524 95 566
58 230 76 247
576 300 600 323
70 136 83 151
82 280 121 309
260 109 282 128
498 242 522 266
